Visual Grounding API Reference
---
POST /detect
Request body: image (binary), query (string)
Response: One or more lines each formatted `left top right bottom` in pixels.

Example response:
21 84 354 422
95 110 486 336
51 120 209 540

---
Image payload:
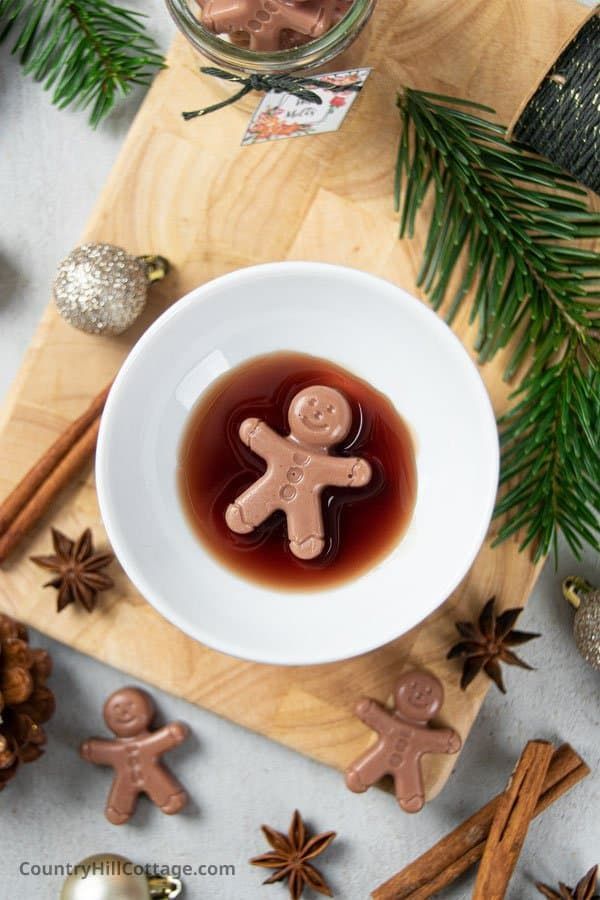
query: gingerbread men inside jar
81 687 189 825
226 384 372 560
345 671 461 812
199 0 341 52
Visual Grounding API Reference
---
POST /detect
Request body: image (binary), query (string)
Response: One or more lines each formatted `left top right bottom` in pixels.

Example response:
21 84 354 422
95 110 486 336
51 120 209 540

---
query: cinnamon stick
0 417 102 564
472 740 553 900
371 743 589 900
0 383 111 538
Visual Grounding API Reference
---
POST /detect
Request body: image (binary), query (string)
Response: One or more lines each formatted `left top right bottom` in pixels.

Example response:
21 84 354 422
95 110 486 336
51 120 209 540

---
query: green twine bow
182 66 363 119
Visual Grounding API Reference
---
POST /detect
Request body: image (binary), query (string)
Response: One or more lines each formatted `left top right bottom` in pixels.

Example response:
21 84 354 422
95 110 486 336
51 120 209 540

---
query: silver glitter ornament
60 853 182 899
563 576 600 671
53 243 169 336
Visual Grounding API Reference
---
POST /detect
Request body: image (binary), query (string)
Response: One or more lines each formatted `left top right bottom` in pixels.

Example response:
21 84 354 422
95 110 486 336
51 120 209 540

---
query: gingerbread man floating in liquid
81 687 189 825
226 385 371 560
345 671 461 812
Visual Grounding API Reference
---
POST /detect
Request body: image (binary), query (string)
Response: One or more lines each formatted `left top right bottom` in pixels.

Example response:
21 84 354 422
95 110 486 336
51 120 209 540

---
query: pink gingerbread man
81 687 189 825
226 384 371 560
345 671 461 812
200 0 339 52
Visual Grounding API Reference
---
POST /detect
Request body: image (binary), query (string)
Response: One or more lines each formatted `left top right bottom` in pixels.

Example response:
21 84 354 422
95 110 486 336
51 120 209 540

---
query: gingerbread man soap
345 671 461 812
200 0 340 51
179 352 417 590
226 385 371 560
81 687 189 825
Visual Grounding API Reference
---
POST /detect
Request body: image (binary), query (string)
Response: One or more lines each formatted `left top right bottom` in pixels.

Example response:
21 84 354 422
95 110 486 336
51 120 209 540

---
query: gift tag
241 67 371 145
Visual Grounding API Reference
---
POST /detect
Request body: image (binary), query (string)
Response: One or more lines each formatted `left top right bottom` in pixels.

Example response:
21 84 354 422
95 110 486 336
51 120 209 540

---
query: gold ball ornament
53 243 169 336
60 854 182 900
563 576 600 671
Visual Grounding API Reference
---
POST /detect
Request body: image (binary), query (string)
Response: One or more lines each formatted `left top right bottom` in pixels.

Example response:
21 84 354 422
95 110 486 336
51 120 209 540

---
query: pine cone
0 614 54 789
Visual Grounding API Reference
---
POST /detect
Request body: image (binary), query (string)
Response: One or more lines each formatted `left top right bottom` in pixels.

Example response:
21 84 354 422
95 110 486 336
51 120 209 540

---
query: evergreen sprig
0 0 165 126
395 88 600 561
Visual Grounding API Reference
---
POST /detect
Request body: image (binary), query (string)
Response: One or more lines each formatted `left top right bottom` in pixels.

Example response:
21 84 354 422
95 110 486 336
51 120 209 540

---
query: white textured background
1 2 599 898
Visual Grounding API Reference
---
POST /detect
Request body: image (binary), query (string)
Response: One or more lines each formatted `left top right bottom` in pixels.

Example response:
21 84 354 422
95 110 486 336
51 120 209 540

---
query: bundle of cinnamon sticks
0 383 112 564
372 741 589 900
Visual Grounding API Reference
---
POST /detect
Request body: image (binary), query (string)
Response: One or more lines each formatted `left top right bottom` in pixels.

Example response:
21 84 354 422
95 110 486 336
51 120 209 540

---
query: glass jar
166 0 377 76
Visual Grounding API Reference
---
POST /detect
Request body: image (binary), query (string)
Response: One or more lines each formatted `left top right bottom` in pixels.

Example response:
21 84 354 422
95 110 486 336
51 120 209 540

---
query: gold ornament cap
562 575 592 609
60 853 182 899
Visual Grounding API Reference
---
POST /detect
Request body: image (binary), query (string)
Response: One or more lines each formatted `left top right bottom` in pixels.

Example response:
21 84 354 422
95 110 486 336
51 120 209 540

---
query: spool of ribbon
508 7 600 194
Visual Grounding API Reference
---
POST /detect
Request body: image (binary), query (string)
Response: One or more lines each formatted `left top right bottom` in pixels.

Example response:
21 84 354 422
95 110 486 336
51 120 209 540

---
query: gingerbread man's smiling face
288 385 352 448
395 672 443 722
103 687 154 737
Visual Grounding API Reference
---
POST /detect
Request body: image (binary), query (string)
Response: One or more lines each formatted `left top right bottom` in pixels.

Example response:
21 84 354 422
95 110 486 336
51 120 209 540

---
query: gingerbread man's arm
80 738 121 767
317 456 372 488
144 722 189 756
354 698 395 735
238 418 288 463
421 727 462 755
269 0 332 38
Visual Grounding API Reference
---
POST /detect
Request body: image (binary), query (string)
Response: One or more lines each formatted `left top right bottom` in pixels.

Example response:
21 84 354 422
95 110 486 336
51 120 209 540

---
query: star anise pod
447 596 539 693
250 809 336 899
536 865 599 899
31 528 114 613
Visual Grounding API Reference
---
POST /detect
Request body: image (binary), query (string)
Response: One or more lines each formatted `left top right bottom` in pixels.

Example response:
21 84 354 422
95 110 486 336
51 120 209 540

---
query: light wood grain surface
0 0 592 801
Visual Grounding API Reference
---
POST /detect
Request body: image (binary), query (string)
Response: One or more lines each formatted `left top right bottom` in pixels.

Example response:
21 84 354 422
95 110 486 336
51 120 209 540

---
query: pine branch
395 88 600 561
0 0 165 126
495 352 599 561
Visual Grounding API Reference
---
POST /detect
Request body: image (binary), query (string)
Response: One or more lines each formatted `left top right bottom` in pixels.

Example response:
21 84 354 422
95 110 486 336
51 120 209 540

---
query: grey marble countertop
1 3 598 897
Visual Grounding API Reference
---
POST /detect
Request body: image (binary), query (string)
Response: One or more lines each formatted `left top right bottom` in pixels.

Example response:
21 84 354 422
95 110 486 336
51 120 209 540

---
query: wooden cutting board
0 0 593 801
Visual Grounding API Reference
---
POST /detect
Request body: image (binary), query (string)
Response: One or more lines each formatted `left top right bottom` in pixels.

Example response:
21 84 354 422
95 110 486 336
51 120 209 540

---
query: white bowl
97 263 499 665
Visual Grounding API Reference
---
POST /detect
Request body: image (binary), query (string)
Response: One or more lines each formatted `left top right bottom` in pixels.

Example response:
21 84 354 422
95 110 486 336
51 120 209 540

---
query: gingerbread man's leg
226 475 278 535
286 495 325 560
105 774 139 825
202 0 250 34
144 765 188 816
345 740 389 794
246 24 281 52
275 0 336 39
391 752 425 813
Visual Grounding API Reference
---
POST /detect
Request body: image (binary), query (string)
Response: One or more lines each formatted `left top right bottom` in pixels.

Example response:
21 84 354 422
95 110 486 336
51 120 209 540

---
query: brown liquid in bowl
178 352 417 590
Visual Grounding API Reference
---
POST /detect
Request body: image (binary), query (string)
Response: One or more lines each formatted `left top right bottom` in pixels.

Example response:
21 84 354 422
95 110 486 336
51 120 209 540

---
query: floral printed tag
241 68 371 145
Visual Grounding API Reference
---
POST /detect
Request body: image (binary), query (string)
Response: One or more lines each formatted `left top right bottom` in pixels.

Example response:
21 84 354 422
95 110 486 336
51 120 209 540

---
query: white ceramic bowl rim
96 262 499 665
